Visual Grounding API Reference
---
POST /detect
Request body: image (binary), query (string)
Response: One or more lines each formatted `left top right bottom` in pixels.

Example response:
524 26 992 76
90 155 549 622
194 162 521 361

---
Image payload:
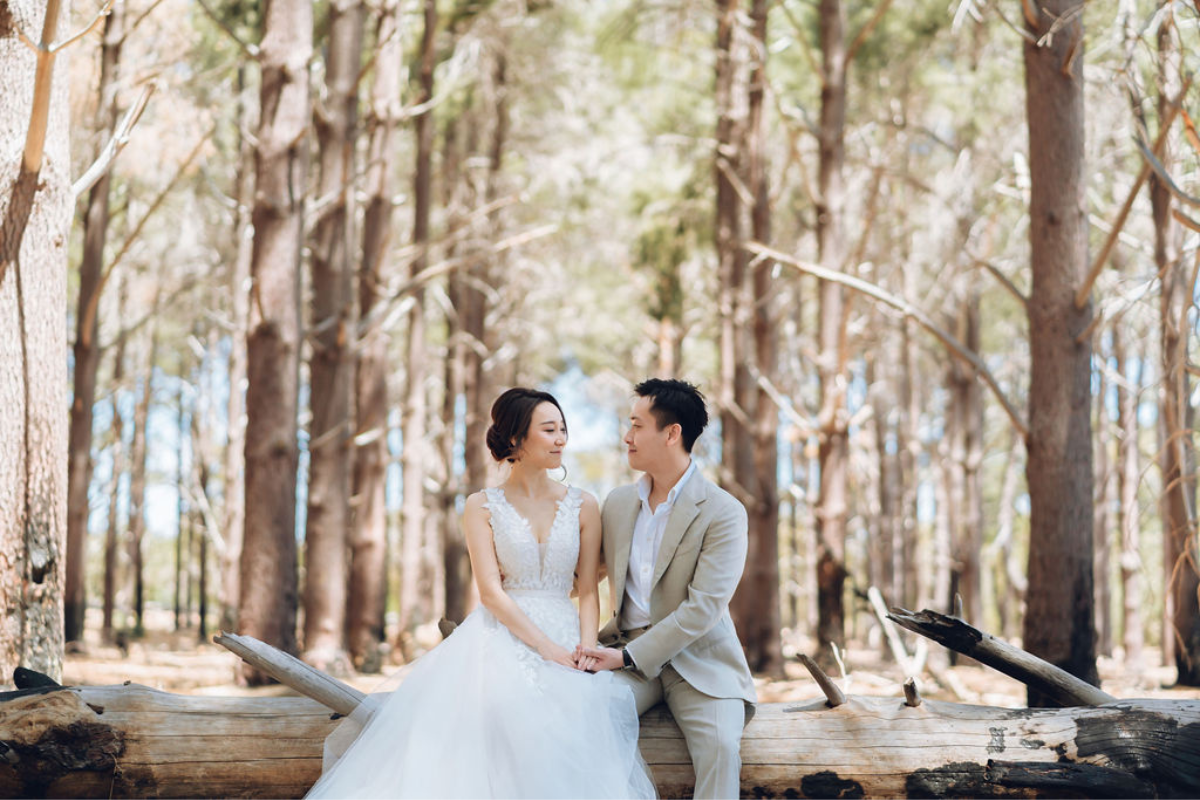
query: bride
306 387 656 799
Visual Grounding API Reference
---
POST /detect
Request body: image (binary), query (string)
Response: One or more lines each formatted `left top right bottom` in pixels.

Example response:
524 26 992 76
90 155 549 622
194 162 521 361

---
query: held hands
538 642 624 672
573 645 599 673
574 645 625 672
537 641 579 670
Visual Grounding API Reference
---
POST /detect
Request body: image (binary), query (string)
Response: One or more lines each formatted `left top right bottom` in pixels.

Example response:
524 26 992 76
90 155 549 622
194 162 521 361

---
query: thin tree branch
778 0 823 86
747 363 816 435
1075 76 1190 308
80 125 213 347
1172 206 1200 233
1134 131 1200 209
973 257 1028 308
194 0 260 58
72 82 156 198
124 0 172 41
844 0 894 66
747 241 1028 439
49 0 114 53
360 222 557 336
22 0 65 172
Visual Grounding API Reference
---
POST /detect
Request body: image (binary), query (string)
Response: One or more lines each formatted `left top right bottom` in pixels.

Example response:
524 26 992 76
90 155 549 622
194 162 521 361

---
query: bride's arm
463 492 577 670
574 493 602 665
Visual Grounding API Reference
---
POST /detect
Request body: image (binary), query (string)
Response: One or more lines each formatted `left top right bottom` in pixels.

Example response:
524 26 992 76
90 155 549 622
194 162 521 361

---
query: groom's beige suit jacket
599 471 757 705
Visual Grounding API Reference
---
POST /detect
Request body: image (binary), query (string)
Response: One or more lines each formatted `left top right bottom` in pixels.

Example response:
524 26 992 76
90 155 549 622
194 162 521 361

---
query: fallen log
887 608 1116 707
2 681 1198 798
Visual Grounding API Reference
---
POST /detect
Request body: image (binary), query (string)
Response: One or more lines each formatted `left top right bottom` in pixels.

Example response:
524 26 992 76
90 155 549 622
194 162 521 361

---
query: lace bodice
483 485 582 596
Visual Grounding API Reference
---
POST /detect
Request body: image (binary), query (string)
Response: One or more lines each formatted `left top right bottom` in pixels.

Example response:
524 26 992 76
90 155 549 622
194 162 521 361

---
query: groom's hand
577 646 625 672
573 645 599 672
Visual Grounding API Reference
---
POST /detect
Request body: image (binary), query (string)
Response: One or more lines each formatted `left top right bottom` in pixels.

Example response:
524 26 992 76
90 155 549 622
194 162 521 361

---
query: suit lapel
610 489 640 613
651 473 705 587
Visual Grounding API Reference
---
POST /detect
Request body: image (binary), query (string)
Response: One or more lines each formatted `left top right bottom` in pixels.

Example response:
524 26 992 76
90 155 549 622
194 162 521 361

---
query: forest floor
63 606 1200 707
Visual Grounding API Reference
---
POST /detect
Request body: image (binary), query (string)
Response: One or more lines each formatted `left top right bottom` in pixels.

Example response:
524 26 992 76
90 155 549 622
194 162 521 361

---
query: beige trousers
612 663 748 800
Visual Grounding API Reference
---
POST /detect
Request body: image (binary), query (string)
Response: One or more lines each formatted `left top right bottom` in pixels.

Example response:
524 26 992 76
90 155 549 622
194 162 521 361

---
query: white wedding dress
306 486 656 799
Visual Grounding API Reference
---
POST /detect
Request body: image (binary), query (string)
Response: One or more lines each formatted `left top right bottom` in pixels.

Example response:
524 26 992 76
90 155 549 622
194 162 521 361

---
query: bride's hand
538 642 578 670
573 645 599 672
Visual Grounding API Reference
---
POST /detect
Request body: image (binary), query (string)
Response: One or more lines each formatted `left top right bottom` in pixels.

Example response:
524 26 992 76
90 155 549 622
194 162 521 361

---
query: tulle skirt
306 592 656 799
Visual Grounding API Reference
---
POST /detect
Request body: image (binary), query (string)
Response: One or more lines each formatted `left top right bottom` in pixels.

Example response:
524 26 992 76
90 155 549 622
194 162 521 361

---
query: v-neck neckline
497 487 571 546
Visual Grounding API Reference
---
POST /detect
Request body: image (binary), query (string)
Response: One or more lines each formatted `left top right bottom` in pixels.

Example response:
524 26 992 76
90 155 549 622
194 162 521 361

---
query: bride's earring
556 465 568 482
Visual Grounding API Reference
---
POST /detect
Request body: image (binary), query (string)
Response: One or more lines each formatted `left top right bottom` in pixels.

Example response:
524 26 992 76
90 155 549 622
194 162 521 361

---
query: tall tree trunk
64 0 126 644
1152 17 1199 684
948 292 983 626
737 0 781 675
1021 0 1098 705
1114 325 1143 669
174 378 187 631
348 0 402 673
102 311 126 645
303 0 364 674
461 123 490 494
1093 364 1113 657
221 65 254 635
196 448 210 641
127 324 157 637
239 0 311 683
0 0 70 682
397 0 438 651
898 255 920 612
714 0 749 511
994 430 1027 642
713 2 761 664
814 0 849 665
440 115 471 624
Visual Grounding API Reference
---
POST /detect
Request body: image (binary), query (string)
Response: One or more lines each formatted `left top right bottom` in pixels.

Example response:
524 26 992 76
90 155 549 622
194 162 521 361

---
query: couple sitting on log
306 378 756 800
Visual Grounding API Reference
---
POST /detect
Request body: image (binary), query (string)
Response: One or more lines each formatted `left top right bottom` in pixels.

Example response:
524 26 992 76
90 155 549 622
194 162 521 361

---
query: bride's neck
504 462 553 497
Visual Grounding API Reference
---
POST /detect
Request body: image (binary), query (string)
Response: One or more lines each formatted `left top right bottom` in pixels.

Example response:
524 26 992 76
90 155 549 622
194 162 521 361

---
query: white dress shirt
620 460 698 630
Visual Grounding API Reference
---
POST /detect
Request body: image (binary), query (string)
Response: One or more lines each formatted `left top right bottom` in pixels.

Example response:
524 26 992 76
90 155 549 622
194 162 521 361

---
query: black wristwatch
622 648 635 670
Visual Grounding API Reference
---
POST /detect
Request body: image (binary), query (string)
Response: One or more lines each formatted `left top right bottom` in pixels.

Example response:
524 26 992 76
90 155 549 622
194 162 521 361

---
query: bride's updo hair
486 387 566 463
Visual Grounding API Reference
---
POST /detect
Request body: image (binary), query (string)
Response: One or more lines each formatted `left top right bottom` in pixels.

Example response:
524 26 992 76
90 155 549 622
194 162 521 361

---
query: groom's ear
666 422 683 446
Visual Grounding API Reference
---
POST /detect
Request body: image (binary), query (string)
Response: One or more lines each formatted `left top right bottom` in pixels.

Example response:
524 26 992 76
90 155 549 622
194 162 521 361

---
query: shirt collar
637 460 697 509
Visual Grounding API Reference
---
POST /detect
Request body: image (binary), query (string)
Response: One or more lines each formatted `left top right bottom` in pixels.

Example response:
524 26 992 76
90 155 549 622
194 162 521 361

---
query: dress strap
561 485 583 515
481 486 502 510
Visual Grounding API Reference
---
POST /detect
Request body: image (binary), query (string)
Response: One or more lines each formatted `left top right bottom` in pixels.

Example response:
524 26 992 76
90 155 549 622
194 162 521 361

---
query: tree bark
439 114 471 624
992 431 1026 642
174 378 188 631
101 323 125 645
126 324 157 637
898 265 920 612
738 0 781 675
348 0 402 673
949 291 983 628
239 0 312 683
64 0 125 645
397 0 438 651
0 0 71 683
1150 6 1199 687
814 0 849 666
890 608 1115 706
1113 324 1143 669
462 56 509 498
6 684 1198 799
713 0 751 522
302 0 364 674
220 64 254 636
1021 0 1099 705
1093 361 1113 656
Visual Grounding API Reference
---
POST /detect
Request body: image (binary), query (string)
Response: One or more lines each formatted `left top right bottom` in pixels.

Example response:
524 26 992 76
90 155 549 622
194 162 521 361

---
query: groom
579 378 756 799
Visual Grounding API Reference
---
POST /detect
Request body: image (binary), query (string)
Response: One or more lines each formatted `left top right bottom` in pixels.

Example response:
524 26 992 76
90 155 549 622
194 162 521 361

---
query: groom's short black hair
634 379 708 453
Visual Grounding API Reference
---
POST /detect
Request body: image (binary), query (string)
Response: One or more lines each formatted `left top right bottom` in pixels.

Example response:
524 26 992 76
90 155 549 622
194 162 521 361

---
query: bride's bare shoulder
464 490 491 516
